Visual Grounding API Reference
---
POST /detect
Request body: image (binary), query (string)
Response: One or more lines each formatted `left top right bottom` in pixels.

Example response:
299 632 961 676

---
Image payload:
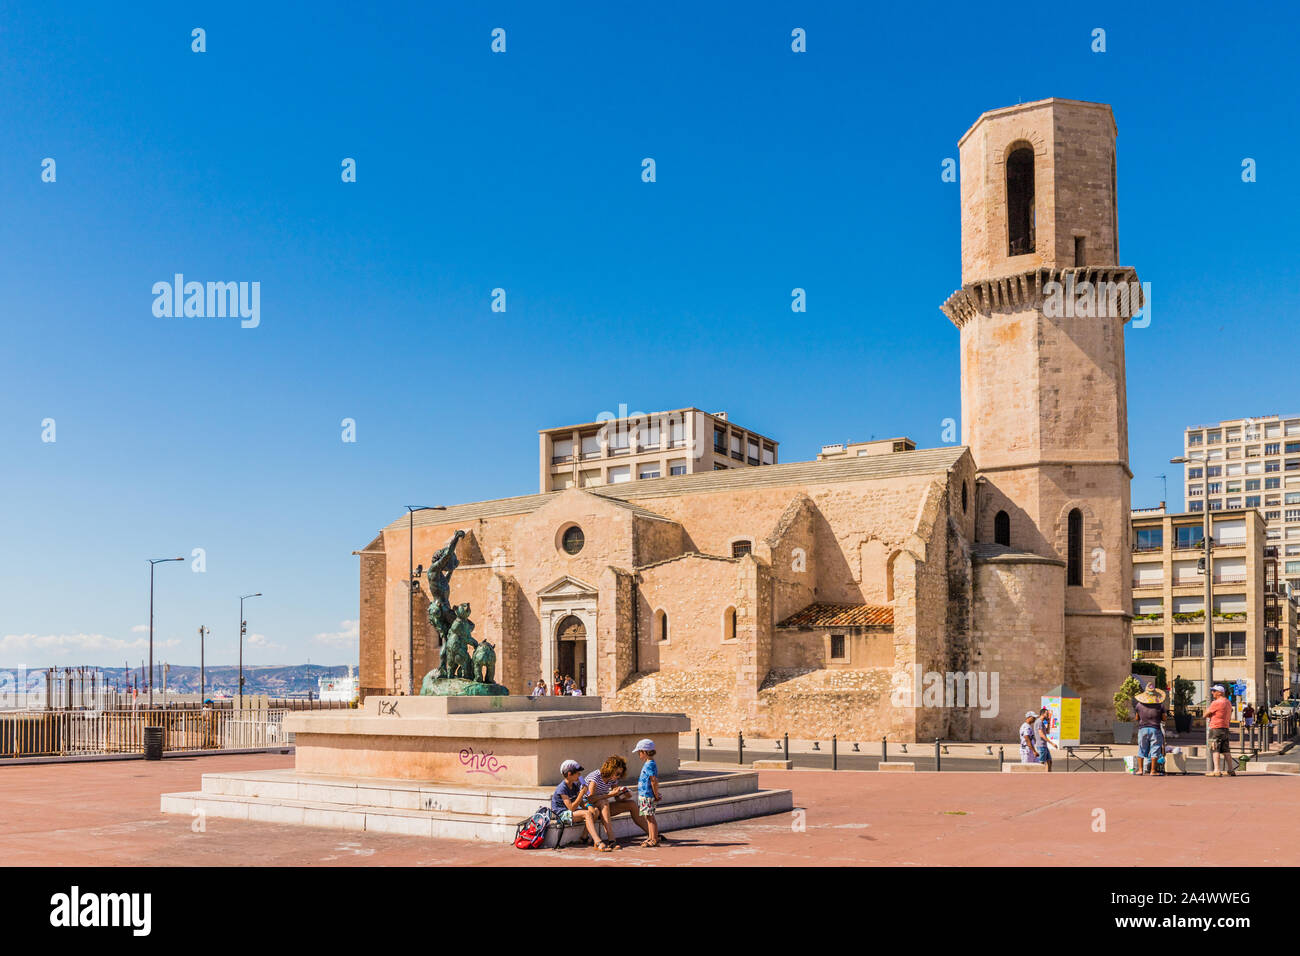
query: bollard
783 732 789 763
882 736 888 764
695 728 700 762
738 731 744 766
832 735 838 771
998 745 1004 771
935 738 941 773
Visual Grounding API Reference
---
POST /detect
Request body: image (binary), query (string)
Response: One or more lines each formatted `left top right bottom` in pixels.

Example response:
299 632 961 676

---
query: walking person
1034 707 1058 771
1018 711 1039 764
1205 684 1234 776
1133 681 1167 776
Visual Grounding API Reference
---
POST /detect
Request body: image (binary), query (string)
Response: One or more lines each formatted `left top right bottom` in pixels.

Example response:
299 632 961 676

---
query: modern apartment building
816 437 916 460
1182 414 1300 594
538 408 778 492
1130 506 1291 704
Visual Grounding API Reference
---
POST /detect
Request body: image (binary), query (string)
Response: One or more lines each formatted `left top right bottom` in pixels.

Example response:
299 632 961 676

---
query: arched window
656 610 668 643
723 607 737 642
1067 508 1084 586
994 510 1010 547
1006 146 1035 256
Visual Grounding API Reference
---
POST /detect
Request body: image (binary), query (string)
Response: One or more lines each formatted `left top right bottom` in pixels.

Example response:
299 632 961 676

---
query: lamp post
148 557 185 707
239 593 262 711
405 506 445 695
1172 454 1214 764
198 626 209 702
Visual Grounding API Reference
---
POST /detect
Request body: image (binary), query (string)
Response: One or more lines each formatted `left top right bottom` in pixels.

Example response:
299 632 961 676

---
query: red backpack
514 808 553 849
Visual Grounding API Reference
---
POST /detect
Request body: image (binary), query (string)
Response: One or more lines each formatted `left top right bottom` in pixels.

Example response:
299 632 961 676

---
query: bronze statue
417 534 508 696
426 530 466 647
472 640 497 685
438 602 478 680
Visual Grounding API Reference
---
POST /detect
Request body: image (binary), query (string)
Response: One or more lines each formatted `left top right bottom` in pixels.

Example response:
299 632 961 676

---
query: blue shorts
1036 745 1051 762
1137 726 1165 760
556 809 574 825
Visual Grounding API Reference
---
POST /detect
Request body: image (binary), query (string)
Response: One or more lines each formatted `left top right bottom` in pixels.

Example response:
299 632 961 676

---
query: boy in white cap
551 759 607 849
633 739 662 847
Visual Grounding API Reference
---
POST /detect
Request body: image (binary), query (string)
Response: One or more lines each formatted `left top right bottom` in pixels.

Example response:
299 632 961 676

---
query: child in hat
634 739 662 847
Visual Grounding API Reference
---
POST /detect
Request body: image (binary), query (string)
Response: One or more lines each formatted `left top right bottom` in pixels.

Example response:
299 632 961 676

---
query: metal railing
0 708 292 759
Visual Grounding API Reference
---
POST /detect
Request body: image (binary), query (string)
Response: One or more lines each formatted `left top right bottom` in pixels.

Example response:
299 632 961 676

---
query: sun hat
633 738 656 752
1024 710 1037 719
559 759 583 774
1135 685 1166 704
1212 684 1226 693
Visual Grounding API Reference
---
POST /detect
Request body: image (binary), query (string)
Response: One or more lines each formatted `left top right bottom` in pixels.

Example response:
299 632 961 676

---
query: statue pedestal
160 696 794 842
284 695 688 788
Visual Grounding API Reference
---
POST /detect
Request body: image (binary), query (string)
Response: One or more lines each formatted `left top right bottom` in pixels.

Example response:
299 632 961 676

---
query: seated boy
551 759 608 850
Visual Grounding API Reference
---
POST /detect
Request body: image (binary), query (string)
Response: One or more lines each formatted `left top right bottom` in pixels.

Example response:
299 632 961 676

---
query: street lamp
405 506 445 695
1171 454 1214 765
239 593 262 711
147 557 185 707
198 626 209 702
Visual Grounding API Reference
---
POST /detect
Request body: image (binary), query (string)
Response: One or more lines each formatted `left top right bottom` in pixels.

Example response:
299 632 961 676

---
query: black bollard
998 745 1004 771
935 737 941 773
738 731 744 766
882 736 888 764
783 732 789 762
695 728 701 762
832 735 838 771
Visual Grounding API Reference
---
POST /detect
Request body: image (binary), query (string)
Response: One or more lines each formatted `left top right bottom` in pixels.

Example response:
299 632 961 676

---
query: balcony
551 455 574 465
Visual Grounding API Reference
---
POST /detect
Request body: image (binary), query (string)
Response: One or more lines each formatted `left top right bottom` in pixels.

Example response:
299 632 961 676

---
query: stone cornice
941 266 1142 328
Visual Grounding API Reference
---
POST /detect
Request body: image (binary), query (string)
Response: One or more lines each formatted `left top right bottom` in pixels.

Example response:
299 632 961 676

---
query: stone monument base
161 766 792 844
161 694 792 842
282 695 688 788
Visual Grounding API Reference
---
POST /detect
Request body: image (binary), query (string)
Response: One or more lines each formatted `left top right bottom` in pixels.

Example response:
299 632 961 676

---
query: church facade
356 98 1137 742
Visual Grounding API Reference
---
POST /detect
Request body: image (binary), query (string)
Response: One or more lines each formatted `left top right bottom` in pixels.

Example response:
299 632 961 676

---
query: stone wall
970 555 1066 742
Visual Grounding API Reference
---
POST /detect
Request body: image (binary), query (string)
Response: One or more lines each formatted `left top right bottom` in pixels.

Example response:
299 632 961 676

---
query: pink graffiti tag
459 748 507 776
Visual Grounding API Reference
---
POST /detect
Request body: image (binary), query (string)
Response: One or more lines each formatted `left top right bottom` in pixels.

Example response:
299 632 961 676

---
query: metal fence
0 708 293 759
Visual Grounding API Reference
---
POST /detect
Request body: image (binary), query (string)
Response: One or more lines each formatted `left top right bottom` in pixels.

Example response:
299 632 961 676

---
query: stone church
356 98 1138 742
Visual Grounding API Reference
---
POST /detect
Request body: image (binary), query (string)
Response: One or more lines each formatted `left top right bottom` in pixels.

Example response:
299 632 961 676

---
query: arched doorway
555 614 587 691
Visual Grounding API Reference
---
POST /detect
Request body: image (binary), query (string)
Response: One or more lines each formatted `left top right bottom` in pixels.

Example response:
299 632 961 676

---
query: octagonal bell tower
941 98 1138 738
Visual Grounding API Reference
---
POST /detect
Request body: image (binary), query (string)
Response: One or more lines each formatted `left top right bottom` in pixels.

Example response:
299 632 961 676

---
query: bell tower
941 98 1137 737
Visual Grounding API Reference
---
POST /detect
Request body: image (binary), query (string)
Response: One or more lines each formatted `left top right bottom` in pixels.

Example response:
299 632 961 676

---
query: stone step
196 768 759 818
162 783 793 843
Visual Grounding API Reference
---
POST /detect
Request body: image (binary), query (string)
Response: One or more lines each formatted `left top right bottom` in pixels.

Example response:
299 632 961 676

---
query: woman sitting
582 755 649 847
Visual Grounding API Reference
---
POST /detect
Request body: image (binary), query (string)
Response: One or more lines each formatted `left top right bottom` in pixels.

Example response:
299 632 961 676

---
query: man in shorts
1205 684 1234 777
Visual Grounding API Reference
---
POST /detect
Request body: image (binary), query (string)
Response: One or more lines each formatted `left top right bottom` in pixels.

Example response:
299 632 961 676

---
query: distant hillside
45 664 357 697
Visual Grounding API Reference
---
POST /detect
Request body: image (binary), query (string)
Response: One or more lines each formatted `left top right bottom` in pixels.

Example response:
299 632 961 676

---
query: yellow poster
1058 696 1081 747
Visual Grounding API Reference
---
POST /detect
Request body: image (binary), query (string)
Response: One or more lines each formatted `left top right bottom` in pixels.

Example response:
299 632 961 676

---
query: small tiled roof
777 603 893 629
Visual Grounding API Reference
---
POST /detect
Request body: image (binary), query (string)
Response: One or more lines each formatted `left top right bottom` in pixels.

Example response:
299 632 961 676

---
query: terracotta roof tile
777 603 894 629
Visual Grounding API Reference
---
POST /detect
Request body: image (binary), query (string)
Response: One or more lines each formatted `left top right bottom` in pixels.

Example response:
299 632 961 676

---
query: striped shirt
584 770 615 801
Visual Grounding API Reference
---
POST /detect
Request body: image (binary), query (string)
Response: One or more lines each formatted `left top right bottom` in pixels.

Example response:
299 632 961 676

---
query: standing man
1205 684 1234 776
1034 707 1058 772
1133 682 1168 776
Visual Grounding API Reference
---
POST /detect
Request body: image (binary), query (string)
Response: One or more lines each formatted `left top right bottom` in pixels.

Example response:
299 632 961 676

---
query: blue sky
2 1 1297 669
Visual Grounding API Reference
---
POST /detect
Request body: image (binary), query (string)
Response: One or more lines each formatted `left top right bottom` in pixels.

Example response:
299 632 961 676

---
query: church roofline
375 445 973 541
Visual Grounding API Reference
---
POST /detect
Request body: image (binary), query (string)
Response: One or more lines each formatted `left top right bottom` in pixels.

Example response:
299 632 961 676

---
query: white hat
559 759 583 774
634 738 656 752
1025 711 1037 719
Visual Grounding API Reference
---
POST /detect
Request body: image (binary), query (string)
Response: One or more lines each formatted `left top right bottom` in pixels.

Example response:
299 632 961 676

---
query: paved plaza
2 752 1296 867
